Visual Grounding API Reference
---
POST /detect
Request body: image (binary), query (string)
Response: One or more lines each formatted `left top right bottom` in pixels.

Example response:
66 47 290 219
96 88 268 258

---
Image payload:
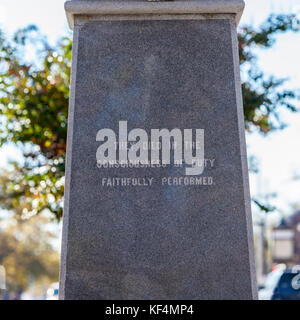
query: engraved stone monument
60 0 258 300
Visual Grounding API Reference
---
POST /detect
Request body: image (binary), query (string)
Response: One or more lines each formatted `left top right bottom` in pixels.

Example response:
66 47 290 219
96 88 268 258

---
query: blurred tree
0 14 299 220
239 14 300 133
0 26 70 219
0 212 60 296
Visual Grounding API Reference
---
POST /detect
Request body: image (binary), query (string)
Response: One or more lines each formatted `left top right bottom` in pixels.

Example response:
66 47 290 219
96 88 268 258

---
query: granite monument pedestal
60 0 257 300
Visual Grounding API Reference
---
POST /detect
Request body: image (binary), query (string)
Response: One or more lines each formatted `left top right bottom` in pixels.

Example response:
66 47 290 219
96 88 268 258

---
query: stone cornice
65 0 245 29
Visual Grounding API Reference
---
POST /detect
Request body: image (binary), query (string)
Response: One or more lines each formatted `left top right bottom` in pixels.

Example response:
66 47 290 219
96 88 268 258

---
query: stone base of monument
60 0 257 300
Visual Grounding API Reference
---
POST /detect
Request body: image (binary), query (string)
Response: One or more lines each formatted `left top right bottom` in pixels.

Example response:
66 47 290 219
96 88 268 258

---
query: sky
0 0 300 223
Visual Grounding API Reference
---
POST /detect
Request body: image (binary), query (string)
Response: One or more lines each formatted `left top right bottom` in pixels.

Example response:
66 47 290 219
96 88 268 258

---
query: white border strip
65 0 245 29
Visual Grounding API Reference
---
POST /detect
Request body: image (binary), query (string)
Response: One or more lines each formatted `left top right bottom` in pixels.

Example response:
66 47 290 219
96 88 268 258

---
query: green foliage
252 198 276 214
239 14 300 133
0 26 71 219
0 15 299 220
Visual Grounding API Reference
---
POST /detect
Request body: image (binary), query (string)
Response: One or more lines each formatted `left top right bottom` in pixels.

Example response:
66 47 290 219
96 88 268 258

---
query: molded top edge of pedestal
65 0 245 29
